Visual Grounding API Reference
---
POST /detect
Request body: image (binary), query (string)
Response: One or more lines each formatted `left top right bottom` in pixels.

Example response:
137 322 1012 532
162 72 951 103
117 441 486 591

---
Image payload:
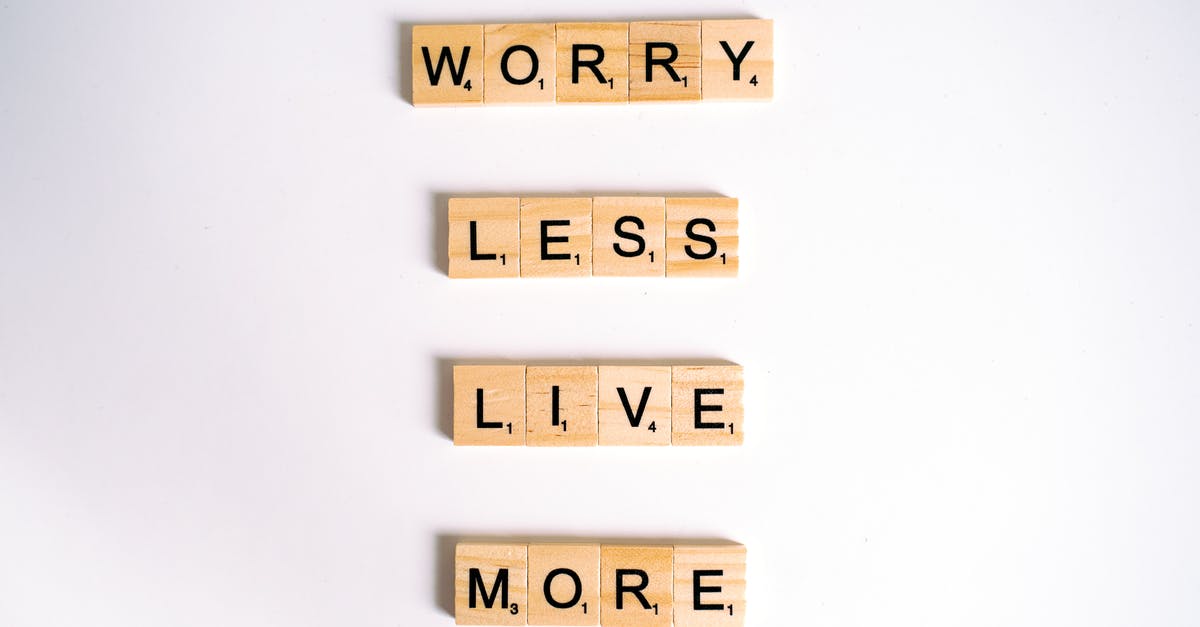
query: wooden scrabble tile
526 366 598 446
528 543 601 625
600 545 673 627
597 366 672 446
672 544 746 626
448 197 520 278
700 20 773 101
453 365 526 446
520 197 593 277
671 366 743 446
455 542 528 625
665 197 738 277
413 24 485 106
555 23 629 103
484 23 556 104
591 197 667 277
629 21 701 102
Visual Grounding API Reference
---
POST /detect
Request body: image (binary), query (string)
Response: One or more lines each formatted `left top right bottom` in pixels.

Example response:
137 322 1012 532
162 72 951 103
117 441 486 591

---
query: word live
449 196 737 278
412 19 773 105
453 364 743 446
456 541 746 626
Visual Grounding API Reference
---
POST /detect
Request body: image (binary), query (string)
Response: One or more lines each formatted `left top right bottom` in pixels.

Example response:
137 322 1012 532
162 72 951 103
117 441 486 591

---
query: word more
456 541 746 626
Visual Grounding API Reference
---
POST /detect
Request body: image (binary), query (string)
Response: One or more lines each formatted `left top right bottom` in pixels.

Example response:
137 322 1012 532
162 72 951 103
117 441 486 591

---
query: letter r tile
556 22 629 103
455 542 528 625
600 545 673 627
629 21 701 103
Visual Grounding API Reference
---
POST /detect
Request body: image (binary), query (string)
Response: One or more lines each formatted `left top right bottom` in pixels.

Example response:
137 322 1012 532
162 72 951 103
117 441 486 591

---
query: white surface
2 1 1199 625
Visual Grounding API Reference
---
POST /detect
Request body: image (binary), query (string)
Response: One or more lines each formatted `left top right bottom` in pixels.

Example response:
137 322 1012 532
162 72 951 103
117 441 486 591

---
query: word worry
453 364 743 446
456 541 746 626
412 19 773 105
449 196 737 278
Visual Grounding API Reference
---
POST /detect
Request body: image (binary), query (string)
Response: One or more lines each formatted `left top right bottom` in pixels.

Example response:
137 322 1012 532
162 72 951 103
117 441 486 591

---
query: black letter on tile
544 568 583 609
718 41 754 81
469 221 496 261
422 46 471 86
572 44 607 83
500 45 539 85
469 567 509 608
692 569 724 610
476 388 502 429
645 42 682 82
615 569 651 610
613 216 647 257
694 388 725 429
684 218 717 260
618 387 652 427
541 220 571 260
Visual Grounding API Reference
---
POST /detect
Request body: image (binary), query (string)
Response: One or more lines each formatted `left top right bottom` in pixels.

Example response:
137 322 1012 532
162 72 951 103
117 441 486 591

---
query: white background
2 1 1198 625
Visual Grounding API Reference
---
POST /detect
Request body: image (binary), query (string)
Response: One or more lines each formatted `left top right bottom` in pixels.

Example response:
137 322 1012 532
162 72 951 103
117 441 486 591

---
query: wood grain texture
455 542 528 625
600 545 673 627
448 197 520 278
629 21 702 102
555 23 629 103
484 23 556 104
591 197 666 277
700 20 773 101
453 365 526 446
673 544 746 626
671 365 744 446
528 543 601 625
665 197 739 277
526 366 598 446
413 24 485 106
519 197 593 277
597 365 673 446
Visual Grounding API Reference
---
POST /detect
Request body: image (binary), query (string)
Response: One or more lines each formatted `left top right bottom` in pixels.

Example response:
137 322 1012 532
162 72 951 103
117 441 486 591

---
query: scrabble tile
520 197 593 277
453 365 526 445
600 545 673 627
456 542 528 625
556 23 629 103
629 21 701 102
671 366 744 446
484 23 556 104
672 544 747 626
413 24 485 106
597 366 672 446
528 543 601 625
591 197 667 277
665 197 738 277
700 20 773 101
526 366 598 446
448 197 520 278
